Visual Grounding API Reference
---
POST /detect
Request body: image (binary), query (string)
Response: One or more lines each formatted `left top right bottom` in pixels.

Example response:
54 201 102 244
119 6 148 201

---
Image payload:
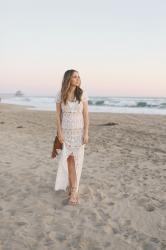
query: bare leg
67 154 79 204
67 154 77 188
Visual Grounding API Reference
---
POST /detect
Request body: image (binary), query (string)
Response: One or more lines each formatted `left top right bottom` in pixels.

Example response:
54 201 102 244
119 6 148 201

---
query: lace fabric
54 89 88 192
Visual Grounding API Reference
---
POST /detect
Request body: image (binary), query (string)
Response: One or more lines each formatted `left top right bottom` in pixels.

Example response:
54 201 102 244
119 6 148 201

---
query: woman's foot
68 187 79 205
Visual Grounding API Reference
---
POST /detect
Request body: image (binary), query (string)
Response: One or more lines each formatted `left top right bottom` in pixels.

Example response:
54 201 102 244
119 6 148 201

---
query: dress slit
55 143 85 193
67 153 78 189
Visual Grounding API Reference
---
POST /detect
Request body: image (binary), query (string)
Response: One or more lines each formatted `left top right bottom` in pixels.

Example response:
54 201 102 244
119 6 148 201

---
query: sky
0 0 166 97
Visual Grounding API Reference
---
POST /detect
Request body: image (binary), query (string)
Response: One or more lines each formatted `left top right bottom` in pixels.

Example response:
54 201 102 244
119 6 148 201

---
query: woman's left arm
83 101 89 144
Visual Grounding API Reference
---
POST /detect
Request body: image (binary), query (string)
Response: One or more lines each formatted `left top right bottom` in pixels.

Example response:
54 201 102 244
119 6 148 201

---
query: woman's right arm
56 103 64 143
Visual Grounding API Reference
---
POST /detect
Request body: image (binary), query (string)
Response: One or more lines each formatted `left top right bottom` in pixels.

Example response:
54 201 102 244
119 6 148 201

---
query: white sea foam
1 93 166 115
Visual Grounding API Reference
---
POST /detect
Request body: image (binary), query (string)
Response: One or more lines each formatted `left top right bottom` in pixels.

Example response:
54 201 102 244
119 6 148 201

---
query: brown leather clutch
51 135 63 159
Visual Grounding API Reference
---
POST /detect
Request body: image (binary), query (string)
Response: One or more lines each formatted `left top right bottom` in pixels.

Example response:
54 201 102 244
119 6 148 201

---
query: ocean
0 93 166 115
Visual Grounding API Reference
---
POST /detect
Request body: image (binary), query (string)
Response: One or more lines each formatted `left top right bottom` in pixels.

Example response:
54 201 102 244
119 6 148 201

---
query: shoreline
1 102 166 117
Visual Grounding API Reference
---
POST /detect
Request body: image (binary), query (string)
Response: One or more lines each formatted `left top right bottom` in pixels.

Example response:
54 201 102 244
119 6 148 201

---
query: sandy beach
0 103 166 250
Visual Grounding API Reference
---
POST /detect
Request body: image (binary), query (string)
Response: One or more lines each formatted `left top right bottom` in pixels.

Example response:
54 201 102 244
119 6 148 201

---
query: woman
54 69 89 205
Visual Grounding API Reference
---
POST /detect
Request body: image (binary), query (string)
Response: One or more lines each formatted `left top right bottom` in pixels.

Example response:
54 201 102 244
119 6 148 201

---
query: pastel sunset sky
1 0 166 96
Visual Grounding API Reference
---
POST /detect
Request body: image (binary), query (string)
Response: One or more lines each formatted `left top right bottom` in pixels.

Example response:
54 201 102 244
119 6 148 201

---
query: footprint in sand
107 201 114 206
5 161 11 165
137 198 155 212
142 241 159 250
145 203 155 212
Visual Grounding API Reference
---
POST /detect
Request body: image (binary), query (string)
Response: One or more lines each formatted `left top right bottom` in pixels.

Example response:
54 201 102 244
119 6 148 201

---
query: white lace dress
54 89 88 193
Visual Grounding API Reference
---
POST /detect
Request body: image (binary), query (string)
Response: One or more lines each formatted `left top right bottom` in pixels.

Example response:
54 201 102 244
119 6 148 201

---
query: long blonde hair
60 69 83 105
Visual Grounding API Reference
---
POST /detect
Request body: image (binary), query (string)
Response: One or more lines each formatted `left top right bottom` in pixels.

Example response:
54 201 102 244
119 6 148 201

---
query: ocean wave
1 94 166 111
88 99 166 109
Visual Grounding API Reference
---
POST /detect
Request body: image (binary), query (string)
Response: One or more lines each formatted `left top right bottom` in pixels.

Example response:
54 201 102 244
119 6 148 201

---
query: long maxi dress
54 90 88 193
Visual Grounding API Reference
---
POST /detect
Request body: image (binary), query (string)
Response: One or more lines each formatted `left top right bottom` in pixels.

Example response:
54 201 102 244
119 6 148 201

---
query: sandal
68 187 79 205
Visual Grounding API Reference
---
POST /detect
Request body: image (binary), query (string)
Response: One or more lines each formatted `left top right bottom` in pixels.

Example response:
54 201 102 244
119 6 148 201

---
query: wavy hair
60 69 83 105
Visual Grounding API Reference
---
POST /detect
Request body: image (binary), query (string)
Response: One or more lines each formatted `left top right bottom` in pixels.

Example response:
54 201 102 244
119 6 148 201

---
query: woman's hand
57 131 64 144
83 131 89 144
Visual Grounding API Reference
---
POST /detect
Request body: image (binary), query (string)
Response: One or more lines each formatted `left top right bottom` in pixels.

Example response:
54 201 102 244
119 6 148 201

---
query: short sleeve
55 90 61 103
82 90 89 102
